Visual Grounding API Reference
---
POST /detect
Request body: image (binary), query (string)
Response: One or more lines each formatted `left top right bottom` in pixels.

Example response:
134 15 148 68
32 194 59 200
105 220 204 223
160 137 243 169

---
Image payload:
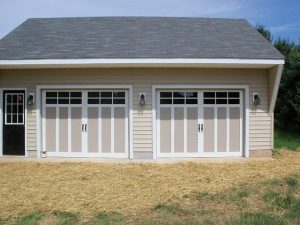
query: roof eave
0 58 285 69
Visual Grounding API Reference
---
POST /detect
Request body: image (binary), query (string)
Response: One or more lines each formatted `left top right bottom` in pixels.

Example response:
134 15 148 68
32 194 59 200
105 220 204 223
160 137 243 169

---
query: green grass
284 176 299 188
14 212 44 225
153 203 183 215
89 212 126 225
231 213 285 225
52 211 79 225
196 184 254 202
274 129 300 150
263 189 296 209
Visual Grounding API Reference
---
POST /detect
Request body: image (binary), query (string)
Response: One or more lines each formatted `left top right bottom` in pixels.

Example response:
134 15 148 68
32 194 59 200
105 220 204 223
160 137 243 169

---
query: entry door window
5 93 24 125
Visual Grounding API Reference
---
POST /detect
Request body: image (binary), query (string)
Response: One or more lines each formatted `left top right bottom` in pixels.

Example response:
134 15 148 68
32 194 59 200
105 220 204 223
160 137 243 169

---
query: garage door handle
82 124 84 132
198 124 204 132
85 124 87 132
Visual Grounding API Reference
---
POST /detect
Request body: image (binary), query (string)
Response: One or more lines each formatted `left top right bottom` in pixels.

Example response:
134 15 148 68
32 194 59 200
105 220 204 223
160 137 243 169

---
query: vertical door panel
59 107 68 152
217 108 227 152
114 107 126 153
160 108 171 153
203 107 214 152
87 107 99 153
71 107 82 152
229 107 240 152
174 107 184 153
45 107 56 152
187 107 198 153
102 107 111 153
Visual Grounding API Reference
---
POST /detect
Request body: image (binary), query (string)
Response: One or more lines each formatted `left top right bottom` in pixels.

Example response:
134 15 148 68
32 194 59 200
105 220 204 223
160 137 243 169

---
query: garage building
0 17 284 159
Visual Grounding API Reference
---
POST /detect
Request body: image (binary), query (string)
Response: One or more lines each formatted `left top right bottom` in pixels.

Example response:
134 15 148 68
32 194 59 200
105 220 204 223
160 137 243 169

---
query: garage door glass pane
173 99 184 104
58 99 69 104
59 92 69 97
216 99 227 104
160 99 172 104
186 92 197 98
46 99 57 104
101 99 112 104
101 92 112 97
160 92 172 98
204 99 215 104
186 99 197 104
70 99 82 104
204 92 215 98
88 99 99 104
228 99 240 104
216 92 227 97
71 92 82 97
46 92 57 97
88 92 99 97
113 92 125 97
228 92 240 98
113 99 125 104
173 92 185 98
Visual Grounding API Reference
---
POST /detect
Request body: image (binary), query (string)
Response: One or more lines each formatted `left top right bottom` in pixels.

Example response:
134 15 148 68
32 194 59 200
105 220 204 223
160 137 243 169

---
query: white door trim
36 85 133 159
0 88 28 157
152 84 250 158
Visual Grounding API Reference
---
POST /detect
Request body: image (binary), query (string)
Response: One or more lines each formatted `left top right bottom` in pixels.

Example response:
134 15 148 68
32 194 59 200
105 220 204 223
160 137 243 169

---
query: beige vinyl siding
0 68 272 154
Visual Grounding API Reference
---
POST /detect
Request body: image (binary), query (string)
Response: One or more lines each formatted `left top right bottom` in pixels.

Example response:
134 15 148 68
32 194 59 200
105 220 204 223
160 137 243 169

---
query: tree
256 24 272 42
256 26 300 131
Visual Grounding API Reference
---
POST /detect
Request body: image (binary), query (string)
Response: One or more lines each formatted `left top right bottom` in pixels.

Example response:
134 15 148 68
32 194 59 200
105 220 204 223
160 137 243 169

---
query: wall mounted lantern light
27 92 35 105
253 92 261 105
139 92 146 105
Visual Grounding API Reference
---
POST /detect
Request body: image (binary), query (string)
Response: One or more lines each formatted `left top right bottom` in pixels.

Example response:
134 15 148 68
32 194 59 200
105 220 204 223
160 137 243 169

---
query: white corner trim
244 86 250 158
0 58 284 69
152 86 157 160
269 64 284 113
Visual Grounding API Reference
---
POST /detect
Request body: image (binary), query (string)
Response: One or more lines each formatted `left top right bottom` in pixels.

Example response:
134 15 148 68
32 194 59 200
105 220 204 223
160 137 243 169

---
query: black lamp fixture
139 92 146 105
27 93 35 105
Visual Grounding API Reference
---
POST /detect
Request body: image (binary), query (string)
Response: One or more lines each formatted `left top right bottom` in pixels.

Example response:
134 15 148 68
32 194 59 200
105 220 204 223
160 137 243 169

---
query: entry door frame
152 84 250 159
36 85 133 159
0 88 28 157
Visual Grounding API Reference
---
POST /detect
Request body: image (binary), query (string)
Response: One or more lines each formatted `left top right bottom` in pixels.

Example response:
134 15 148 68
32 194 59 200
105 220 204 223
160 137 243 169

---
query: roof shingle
0 17 284 60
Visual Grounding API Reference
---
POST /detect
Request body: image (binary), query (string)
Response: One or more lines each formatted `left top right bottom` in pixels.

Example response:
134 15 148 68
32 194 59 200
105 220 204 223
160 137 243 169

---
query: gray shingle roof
0 17 284 60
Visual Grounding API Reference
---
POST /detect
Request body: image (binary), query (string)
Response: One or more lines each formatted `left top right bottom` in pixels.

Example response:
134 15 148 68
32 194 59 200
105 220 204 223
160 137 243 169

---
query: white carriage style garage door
157 90 243 157
42 90 128 157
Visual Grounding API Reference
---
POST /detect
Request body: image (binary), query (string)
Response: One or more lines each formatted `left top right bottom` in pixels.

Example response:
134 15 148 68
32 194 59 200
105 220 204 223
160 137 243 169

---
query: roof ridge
26 16 246 21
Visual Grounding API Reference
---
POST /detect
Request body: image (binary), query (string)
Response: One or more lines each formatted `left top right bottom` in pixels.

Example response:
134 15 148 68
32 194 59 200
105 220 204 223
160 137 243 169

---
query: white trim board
0 58 284 69
269 64 284 113
152 85 250 158
36 85 133 159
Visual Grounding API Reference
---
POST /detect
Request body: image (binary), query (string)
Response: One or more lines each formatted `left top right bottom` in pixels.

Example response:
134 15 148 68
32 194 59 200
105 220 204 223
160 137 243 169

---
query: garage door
42 90 128 157
157 90 243 157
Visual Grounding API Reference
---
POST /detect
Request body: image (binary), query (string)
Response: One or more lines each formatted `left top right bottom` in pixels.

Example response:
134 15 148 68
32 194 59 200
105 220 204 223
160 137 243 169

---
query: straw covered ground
0 149 299 224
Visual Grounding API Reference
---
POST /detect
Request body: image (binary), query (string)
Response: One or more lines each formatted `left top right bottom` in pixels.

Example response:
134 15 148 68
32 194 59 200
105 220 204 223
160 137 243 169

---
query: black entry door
3 90 25 155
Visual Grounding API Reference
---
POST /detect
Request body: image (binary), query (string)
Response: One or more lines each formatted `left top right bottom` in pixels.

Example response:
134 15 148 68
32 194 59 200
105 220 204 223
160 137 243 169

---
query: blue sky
0 0 299 43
